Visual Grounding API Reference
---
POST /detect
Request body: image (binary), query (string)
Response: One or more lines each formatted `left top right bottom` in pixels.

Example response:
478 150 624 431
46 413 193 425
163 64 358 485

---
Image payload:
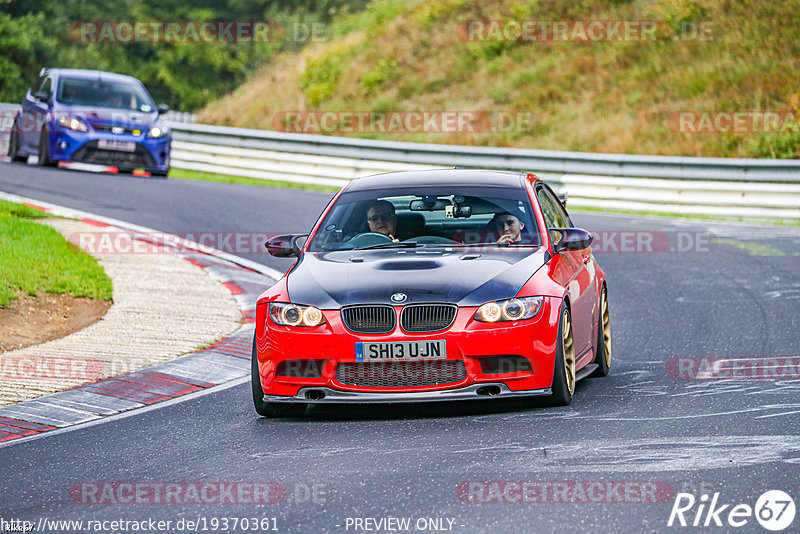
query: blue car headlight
269 303 325 327
57 115 88 133
474 296 543 322
147 125 169 138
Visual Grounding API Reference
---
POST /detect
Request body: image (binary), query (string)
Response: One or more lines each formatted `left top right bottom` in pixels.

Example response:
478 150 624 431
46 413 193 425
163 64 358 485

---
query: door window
536 187 569 229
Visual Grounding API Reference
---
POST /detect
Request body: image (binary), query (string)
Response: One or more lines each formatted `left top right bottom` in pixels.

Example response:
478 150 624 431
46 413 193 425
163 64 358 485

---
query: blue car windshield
57 77 155 112
307 185 541 252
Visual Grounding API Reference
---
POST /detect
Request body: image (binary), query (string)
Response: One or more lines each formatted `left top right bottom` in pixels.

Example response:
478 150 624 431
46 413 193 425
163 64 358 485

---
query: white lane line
0 376 249 449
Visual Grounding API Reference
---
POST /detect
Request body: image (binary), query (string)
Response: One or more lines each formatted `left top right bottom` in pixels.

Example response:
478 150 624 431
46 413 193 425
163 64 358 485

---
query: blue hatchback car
8 68 171 176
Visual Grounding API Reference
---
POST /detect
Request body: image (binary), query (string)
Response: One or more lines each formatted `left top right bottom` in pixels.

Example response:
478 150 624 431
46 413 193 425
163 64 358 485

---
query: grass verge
169 168 341 192
0 199 113 306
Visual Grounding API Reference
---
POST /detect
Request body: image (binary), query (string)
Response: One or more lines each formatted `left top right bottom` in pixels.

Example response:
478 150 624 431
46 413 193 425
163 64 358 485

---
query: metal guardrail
2 100 799 218
167 122 800 183
165 121 800 219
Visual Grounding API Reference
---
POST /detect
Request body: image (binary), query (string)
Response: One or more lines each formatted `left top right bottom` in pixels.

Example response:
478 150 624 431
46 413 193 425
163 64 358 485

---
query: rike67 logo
668 490 795 531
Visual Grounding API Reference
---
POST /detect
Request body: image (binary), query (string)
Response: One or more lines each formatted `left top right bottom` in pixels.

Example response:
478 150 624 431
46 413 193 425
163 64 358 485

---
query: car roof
43 68 141 84
345 169 526 191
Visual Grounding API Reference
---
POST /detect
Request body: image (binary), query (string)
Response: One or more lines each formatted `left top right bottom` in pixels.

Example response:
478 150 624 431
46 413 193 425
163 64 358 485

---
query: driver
491 212 525 243
107 93 124 108
366 200 399 241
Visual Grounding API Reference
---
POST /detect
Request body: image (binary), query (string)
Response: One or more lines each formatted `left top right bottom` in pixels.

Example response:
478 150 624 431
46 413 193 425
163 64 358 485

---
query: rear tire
548 302 575 406
251 333 307 418
37 128 57 167
8 125 27 162
590 287 611 377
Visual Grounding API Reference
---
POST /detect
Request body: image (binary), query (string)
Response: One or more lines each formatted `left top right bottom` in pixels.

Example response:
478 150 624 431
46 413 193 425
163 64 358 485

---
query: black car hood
286 247 547 308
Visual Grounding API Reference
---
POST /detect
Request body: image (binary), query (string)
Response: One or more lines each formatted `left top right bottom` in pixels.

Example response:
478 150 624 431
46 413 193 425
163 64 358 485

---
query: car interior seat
395 212 425 240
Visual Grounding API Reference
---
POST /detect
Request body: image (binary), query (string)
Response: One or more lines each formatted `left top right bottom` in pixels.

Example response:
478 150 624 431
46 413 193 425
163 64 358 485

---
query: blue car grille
92 124 141 135
71 140 154 168
336 360 467 387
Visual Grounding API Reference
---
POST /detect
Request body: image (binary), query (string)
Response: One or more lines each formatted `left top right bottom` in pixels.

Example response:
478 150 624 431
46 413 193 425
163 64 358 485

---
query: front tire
251 333 307 418
8 125 27 162
37 128 57 167
590 287 611 377
548 302 576 406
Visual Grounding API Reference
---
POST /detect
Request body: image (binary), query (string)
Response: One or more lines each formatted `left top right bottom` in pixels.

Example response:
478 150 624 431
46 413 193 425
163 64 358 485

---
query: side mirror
157 104 170 115
550 228 593 253
33 91 50 103
265 234 307 257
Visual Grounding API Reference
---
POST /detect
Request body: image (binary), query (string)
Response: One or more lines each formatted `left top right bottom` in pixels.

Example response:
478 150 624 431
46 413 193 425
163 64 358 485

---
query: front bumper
263 383 552 404
255 298 562 400
48 129 171 171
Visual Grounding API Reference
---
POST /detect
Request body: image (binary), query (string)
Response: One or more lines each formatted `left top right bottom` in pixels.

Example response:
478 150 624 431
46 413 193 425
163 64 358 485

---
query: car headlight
147 125 169 138
269 303 325 327
57 115 88 132
474 297 543 322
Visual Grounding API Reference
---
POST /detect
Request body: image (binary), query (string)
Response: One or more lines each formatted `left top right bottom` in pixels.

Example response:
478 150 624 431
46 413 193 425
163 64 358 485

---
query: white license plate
98 139 136 152
355 340 446 362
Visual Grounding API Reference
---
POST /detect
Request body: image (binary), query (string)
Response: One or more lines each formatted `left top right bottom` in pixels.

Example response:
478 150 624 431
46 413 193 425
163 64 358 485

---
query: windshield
57 77 155 112
307 185 540 252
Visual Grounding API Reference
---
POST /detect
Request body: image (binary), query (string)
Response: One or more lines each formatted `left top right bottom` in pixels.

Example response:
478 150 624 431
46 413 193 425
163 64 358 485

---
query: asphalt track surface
1 162 800 533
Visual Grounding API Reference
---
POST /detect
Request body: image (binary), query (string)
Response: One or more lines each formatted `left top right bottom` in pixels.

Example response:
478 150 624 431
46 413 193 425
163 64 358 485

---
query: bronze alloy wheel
562 306 576 395
601 290 611 368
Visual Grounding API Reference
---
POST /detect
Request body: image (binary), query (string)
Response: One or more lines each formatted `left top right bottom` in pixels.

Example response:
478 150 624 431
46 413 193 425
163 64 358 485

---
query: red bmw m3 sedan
252 169 611 417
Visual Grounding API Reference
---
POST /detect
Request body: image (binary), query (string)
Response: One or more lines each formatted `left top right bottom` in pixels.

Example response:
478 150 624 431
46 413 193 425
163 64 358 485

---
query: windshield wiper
447 242 541 248
355 241 425 250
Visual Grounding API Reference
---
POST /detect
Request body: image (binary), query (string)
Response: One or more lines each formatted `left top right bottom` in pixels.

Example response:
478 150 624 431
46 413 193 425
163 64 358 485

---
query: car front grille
478 355 533 374
400 304 457 332
341 305 395 333
93 124 141 135
336 360 467 387
72 140 154 169
276 359 326 378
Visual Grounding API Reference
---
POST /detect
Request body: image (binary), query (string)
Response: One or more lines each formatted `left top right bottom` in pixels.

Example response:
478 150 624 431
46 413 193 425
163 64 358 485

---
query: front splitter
263 383 552 404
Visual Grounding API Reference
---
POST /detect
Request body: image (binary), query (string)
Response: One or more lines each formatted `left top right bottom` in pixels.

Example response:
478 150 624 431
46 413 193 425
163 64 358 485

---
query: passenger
366 200 399 241
491 212 525 243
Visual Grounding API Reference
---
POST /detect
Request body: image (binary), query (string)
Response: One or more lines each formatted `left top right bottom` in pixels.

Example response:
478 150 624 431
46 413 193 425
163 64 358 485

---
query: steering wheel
346 232 394 247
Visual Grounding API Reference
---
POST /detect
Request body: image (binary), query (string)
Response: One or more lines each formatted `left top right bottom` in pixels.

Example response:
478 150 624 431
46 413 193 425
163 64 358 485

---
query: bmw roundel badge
391 293 407 303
